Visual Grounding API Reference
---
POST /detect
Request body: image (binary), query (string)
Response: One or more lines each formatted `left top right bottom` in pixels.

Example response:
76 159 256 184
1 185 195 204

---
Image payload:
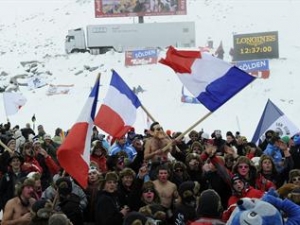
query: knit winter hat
43 134 52 140
288 169 300 183
123 212 149 225
16 177 35 196
119 167 136 179
178 181 200 203
139 203 167 221
197 189 223 218
56 177 72 196
142 181 155 192
31 199 53 220
6 137 16 146
104 171 119 183
281 136 290 144
185 153 201 165
231 174 245 186
173 161 186 171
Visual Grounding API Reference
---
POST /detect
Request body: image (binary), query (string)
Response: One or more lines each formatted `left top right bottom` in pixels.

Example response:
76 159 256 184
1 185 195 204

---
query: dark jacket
59 193 83 225
95 190 124 225
173 203 197 225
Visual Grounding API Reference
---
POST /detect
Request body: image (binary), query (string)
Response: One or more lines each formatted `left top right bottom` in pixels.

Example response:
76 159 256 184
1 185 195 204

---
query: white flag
3 92 27 116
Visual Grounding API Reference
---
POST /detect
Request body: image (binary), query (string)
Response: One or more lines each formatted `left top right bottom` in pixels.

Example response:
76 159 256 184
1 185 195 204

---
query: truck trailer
65 22 196 54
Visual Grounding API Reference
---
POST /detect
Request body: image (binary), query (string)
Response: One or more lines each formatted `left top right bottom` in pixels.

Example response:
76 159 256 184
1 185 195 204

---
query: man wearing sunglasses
144 122 178 179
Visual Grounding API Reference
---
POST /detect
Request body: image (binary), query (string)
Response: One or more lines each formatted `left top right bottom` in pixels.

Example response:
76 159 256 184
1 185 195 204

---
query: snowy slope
0 0 299 139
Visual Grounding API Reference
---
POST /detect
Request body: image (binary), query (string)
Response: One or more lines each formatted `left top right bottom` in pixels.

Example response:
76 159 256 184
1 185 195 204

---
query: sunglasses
292 177 300 182
143 188 154 193
175 169 183 173
238 165 249 169
154 127 162 131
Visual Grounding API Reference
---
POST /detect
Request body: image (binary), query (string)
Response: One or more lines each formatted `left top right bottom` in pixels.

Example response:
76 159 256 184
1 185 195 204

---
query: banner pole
162 111 213 152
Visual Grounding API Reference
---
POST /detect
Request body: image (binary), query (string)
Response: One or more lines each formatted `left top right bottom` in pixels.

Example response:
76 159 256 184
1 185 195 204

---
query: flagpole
0 140 13 154
140 104 156 123
162 111 213 152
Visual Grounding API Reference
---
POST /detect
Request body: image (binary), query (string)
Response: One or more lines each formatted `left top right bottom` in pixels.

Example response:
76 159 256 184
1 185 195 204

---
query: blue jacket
263 143 283 172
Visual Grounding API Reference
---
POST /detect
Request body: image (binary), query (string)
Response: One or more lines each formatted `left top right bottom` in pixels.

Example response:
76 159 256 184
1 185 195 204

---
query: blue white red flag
57 75 100 189
251 99 299 144
95 70 142 138
159 46 256 112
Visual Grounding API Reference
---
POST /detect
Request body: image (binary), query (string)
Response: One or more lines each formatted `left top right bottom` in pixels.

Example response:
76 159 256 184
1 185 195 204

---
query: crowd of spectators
0 120 300 225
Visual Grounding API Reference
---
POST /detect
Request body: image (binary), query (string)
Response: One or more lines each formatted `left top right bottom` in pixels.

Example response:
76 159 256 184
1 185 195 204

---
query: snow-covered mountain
0 0 299 140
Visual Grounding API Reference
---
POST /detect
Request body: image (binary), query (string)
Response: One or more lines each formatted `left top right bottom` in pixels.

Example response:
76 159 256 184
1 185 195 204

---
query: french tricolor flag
95 70 142 138
160 46 256 112
57 75 100 189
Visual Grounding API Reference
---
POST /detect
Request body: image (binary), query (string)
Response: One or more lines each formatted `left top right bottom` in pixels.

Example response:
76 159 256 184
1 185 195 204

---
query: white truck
65 22 195 54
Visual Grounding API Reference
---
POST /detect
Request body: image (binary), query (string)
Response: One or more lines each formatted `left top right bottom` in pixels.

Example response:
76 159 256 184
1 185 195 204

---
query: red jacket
190 217 225 225
255 173 276 192
22 155 43 173
222 186 263 222
90 154 107 173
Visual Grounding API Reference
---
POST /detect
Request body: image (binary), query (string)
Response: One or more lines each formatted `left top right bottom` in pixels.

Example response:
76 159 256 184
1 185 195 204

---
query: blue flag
251 99 299 144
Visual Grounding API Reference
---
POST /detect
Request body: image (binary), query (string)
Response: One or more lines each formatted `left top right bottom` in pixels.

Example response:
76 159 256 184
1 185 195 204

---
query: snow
0 0 299 140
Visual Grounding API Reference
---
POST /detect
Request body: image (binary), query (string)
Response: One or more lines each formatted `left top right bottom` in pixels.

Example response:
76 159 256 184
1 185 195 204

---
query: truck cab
65 28 87 54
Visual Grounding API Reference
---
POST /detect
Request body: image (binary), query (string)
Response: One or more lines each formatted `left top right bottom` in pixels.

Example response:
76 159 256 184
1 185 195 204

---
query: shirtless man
144 122 178 178
2 178 36 225
153 165 178 218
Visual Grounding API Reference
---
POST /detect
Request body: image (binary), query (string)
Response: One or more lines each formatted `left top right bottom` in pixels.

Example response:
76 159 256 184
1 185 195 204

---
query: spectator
170 161 190 188
263 134 287 172
190 189 225 225
144 122 179 179
186 130 200 148
222 174 263 222
255 155 277 191
48 213 72 225
83 166 103 224
21 123 35 141
211 130 226 156
95 172 129 225
55 177 83 225
173 181 200 224
259 129 275 151
152 164 178 221
290 134 300 169
30 199 53 225
90 140 108 173
52 127 64 145
110 136 137 162
127 167 161 212
0 152 28 211
27 171 43 200
232 156 257 187
42 133 59 163
31 138 60 190
21 141 43 174
2 178 36 225
117 167 136 207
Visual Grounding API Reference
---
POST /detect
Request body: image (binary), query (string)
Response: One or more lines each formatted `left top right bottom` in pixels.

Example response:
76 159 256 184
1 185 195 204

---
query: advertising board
95 0 186 18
